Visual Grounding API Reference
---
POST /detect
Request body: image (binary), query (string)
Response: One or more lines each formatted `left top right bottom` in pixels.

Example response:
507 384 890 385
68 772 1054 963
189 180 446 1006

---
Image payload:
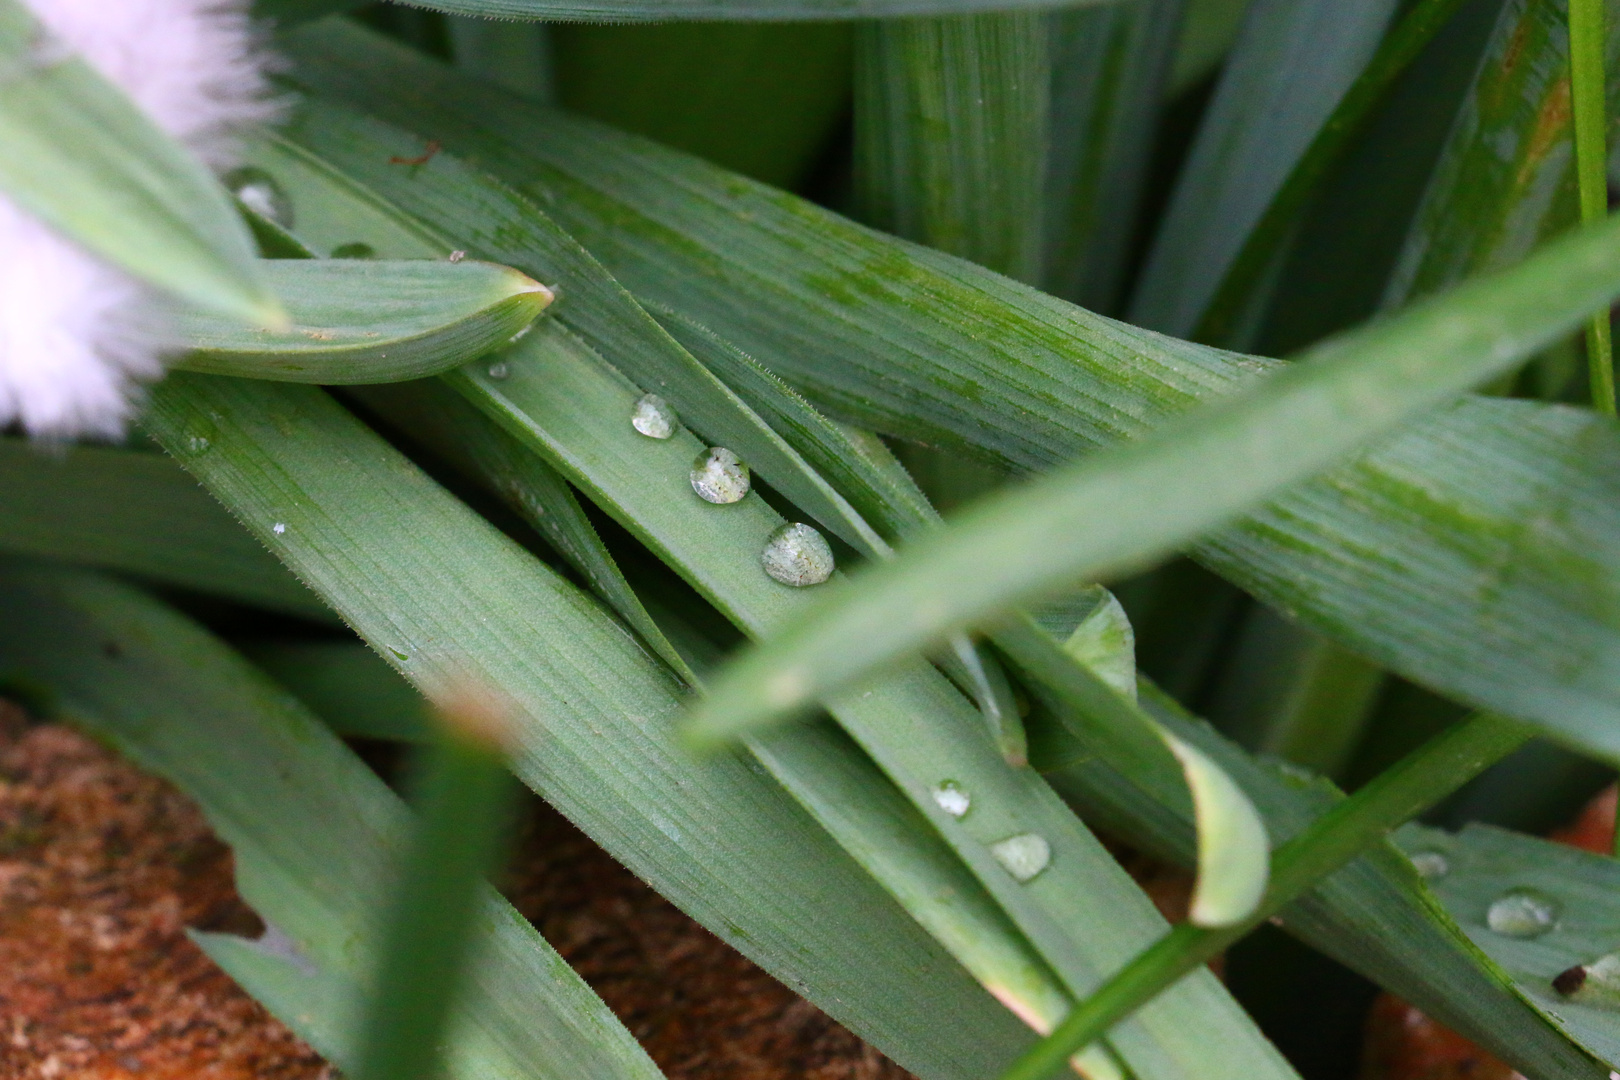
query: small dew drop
271 522 286 535
225 167 293 228
761 523 835 587
1486 889 1558 938
690 447 750 504
487 361 510 381
990 833 1051 883
933 781 970 818
449 250 467 263
187 435 211 453
630 393 677 439
1409 850 1449 880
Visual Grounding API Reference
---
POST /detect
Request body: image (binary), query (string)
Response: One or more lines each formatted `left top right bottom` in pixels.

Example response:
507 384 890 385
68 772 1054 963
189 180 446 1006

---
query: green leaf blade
176 259 553 383
684 209 1620 749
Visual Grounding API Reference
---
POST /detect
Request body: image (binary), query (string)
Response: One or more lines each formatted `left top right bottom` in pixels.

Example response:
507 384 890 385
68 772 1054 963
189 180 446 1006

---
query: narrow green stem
1194 0 1468 347
1571 0 1615 415
999 713 1531 1080
351 702 516 1080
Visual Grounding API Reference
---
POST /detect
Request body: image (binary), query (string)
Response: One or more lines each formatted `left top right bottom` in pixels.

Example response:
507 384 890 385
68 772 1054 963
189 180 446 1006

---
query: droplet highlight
271 522 287 536
690 447 750 504
1486 889 1558 938
933 781 970 818
990 833 1050 883
761 523 835 587
225 167 293 228
486 361 510 381
1409 850 1449 880
630 393 676 439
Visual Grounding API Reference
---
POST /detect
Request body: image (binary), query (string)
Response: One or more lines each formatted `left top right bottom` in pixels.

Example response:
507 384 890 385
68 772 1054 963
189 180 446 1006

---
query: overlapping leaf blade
140 371 1032 1080
683 209 1620 752
255 110 1300 1080
176 258 552 384
1043 0 1184 311
1396 823 1620 1065
1387 0 1620 309
1127 0 1402 341
854 12 1047 282
274 21 1620 767
0 438 327 620
1047 680 1615 1079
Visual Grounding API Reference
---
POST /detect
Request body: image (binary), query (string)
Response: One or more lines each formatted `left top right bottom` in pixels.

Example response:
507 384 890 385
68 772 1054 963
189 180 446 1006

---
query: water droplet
507 322 534 346
187 434 211 453
271 522 286 536
630 393 676 439
1409 850 1449 880
1486 889 1558 938
690 447 750 504
933 781 970 818
487 361 510 381
761 523 835 587
225 167 293 228
449 250 467 263
331 242 376 259
990 833 1051 883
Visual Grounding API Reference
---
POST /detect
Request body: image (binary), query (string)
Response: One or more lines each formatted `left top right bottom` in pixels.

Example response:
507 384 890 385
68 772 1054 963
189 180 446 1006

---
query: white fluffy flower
0 0 276 438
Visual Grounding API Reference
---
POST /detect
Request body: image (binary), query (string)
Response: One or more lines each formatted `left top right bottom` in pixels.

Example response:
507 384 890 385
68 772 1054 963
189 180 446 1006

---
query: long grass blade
855 12 1047 282
0 0 280 324
683 209 1620 748
1043 0 1185 311
1129 0 1402 341
351 694 518 1080
0 438 327 620
1398 821 1620 1063
0 561 665 1080
1191 0 1471 346
1385 0 1620 309
139 371 1035 1080
273 21 1620 761
1570 0 1615 412
1002 713 1532 1080
1045 676 1617 1079
352 379 701 685
176 258 552 383
239 102 1295 1070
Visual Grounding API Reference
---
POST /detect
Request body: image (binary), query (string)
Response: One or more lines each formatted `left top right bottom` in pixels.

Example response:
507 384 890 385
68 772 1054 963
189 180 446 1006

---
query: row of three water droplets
630 393 835 586
635 393 1051 884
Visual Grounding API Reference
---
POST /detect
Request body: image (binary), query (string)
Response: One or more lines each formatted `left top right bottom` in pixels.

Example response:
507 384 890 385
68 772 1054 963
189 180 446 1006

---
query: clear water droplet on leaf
933 781 970 818
487 361 510 381
1486 889 1558 938
630 393 676 439
761 523 834 586
691 447 750 504
225 167 293 228
1409 850 1449 880
990 833 1051 882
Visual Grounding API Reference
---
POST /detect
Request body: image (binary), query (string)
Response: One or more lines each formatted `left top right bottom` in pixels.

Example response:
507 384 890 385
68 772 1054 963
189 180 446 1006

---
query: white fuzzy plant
0 0 276 439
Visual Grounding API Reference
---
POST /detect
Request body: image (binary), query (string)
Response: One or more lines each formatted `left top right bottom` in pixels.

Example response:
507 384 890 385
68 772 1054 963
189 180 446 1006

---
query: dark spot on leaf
1554 964 1587 996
